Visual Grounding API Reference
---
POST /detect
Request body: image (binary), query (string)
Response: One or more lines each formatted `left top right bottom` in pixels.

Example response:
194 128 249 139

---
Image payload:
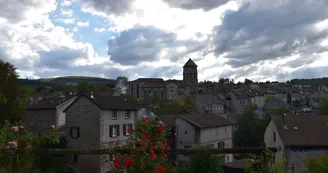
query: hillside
19 76 116 88
290 77 328 86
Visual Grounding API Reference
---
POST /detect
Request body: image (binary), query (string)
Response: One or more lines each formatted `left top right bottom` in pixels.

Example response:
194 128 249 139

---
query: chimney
281 113 286 126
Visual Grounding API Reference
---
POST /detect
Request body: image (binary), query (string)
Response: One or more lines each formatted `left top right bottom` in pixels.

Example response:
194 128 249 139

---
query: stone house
25 96 76 133
231 91 252 115
195 94 224 115
264 116 328 173
63 93 139 173
165 79 189 99
174 114 235 166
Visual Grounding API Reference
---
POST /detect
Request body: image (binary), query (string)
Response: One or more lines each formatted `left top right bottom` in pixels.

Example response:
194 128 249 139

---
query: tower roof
183 58 198 67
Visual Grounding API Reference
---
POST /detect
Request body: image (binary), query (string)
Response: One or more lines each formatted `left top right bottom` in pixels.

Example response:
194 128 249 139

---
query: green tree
244 78 253 85
188 145 222 173
233 105 266 147
317 98 328 115
91 84 109 92
77 81 89 93
301 153 328 173
0 60 25 125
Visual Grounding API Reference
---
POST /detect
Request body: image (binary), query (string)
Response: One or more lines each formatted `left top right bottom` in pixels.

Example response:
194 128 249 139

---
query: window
184 145 192 149
225 127 227 132
70 127 80 138
73 155 78 163
109 125 120 137
185 130 188 134
125 110 130 119
273 132 276 142
218 141 225 149
123 124 133 136
226 155 229 162
112 110 117 119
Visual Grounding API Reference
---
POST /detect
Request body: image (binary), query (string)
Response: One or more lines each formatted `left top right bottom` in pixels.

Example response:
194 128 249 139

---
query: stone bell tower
183 58 198 96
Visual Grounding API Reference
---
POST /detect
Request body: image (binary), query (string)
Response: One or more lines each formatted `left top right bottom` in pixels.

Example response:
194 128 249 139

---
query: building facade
64 94 139 173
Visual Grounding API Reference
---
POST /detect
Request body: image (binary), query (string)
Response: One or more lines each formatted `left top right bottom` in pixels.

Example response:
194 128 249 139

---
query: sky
0 0 328 82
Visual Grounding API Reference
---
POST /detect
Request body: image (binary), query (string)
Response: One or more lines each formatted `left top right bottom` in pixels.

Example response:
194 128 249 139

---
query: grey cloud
81 0 134 15
162 0 229 11
108 26 205 65
0 0 54 23
213 0 328 68
36 47 85 69
137 65 181 78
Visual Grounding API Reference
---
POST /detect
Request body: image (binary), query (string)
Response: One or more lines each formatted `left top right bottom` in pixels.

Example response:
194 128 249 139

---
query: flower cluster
107 117 170 173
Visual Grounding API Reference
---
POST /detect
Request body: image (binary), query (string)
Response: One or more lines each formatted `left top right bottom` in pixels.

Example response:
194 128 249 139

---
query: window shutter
109 125 113 137
77 128 80 137
123 124 126 136
116 125 120 136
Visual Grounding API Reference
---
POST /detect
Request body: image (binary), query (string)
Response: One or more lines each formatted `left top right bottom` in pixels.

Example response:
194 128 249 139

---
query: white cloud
61 0 72 7
61 9 74 17
76 21 90 27
94 28 105 32
55 18 75 24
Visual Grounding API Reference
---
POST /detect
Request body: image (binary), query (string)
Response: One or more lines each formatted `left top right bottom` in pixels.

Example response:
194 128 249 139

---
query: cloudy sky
1 0 328 82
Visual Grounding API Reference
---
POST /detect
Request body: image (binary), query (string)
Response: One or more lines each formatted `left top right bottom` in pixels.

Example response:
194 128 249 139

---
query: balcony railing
2 147 277 173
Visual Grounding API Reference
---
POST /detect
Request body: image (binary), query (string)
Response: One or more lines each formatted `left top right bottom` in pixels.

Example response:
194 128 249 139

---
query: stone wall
65 96 101 173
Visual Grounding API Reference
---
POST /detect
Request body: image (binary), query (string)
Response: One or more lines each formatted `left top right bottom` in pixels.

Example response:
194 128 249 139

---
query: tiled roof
234 91 252 99
179 114 235 128
132 78 164 82
158 114 179 128
64 94 139 112
271 116 328 147
26 97 74 110
264 99 289 110
183 58 198 67
141 82 165 88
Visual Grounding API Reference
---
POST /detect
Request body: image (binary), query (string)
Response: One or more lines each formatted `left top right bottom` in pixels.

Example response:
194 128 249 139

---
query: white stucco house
175 114 236 166
264 115 328 173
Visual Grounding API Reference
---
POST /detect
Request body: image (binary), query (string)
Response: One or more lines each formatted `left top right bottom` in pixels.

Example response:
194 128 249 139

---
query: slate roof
183 58 198 67
271 116 328 147
264 99 289 110
63 93 139 112
234 91 252 99
179 114 235 128
26 96 74 110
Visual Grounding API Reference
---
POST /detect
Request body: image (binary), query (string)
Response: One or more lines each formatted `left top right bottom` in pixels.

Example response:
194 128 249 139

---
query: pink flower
26 144 32 148
19 126 24 129
7 141 18 148
11 126 19 132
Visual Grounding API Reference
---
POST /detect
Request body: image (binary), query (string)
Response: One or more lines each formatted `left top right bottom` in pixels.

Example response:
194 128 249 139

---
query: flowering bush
0 121 59 173
106 117 173 173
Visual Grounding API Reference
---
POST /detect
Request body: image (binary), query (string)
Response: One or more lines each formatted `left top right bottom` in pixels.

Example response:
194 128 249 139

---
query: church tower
183 58 198 95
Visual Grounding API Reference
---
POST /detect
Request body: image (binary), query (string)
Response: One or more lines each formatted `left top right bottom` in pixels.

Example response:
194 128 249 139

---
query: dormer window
112 110 117 119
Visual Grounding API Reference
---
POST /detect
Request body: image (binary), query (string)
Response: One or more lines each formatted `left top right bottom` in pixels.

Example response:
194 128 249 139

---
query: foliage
244 78 254 85
0 60 26 125
233 105 266 147
290 77 328 86
264 95 279 106
188 145 222 173
77 81 90 93
317 98 328 115
0 122 59 173
301 153 328 173
152 97 197 116
246 148 288 173
91 84 109 92
107 117 172 173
